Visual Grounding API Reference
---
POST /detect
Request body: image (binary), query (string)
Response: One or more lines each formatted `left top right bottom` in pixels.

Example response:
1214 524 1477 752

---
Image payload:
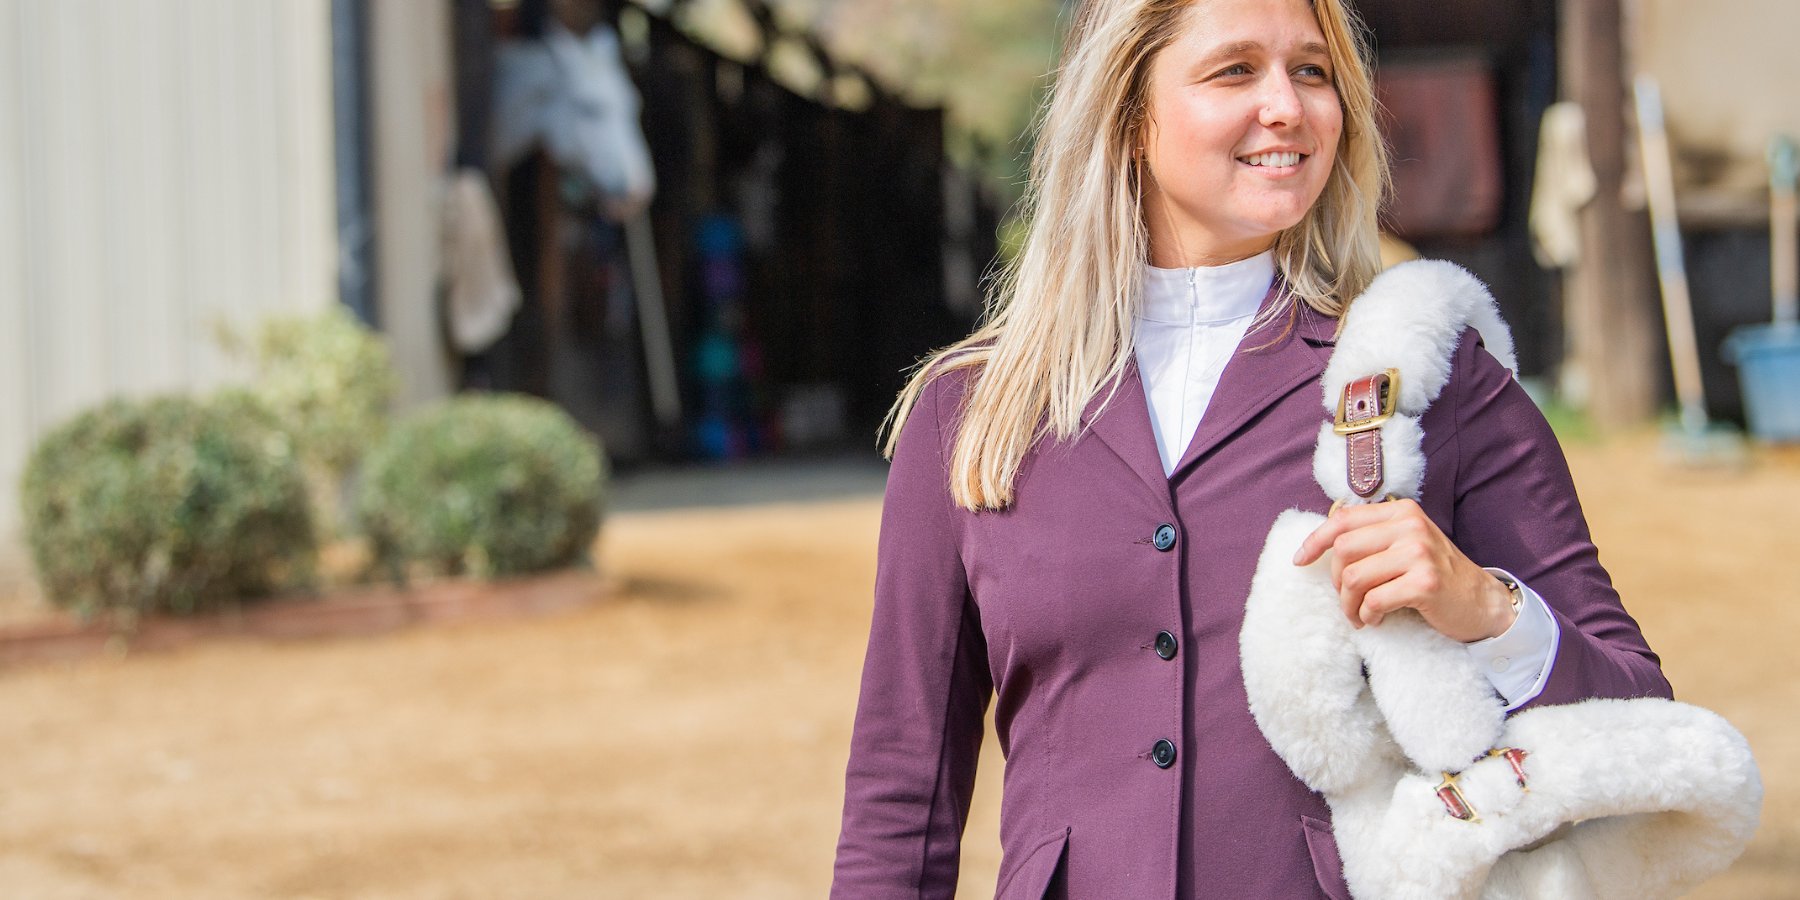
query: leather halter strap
1335 371 1397 499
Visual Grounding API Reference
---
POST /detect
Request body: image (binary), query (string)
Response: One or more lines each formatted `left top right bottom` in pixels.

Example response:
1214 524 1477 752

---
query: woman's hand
1292 499 1517 643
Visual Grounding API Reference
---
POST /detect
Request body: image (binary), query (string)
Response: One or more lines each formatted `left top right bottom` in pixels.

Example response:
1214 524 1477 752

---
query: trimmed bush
20 392 316 617
356 394 606 579
217 305 398 533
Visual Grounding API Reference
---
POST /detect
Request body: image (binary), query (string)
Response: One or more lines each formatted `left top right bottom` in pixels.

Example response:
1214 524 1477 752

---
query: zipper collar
1139 250 1276 325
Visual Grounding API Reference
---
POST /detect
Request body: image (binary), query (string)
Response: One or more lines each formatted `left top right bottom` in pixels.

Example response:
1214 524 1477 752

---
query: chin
1243 207 1315 240
1224 218 1307 248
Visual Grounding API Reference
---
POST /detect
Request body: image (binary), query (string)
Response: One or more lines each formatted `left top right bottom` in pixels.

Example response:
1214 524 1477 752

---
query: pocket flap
996 826 1070 900
1301 815 1352 900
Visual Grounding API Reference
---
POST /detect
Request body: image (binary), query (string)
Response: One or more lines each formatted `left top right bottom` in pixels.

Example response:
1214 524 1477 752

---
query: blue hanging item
688 212 762 460
696 213 744 258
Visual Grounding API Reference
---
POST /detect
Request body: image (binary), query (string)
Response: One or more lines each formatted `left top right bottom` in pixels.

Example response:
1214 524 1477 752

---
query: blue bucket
1724 323 1800 442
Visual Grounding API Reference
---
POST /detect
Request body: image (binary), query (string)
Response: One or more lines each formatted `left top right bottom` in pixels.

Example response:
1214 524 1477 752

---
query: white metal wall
1634 0 1800 203
0 0 337 537
369 0 456 410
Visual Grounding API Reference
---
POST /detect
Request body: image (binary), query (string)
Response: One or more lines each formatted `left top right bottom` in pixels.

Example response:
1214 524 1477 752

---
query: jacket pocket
1301 815 1352 900
994 826 1070 900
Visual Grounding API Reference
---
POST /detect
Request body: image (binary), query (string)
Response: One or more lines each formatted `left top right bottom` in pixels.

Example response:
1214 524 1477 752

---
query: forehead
1166 0 1328 55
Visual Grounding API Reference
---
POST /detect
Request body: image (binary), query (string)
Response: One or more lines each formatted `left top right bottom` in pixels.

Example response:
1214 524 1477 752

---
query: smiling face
1138 0 1343 266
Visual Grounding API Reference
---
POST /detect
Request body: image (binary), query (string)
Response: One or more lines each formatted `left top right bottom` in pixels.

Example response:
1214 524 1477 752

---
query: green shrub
217 305 398 532
218 305 396 474
20 392 316 617
356 394 606 580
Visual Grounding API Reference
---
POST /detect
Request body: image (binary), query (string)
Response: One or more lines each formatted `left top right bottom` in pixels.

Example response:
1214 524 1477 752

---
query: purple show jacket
831 296 1672 899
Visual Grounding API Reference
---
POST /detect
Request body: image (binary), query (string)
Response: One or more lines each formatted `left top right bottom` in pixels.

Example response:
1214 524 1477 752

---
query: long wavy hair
885 0 1388 511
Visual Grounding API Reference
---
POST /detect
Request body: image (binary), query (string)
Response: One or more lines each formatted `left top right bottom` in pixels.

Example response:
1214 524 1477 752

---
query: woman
831 0 1670 897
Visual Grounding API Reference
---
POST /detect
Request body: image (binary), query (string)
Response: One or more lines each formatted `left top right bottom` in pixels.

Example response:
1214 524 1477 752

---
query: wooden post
1558 0 1659 428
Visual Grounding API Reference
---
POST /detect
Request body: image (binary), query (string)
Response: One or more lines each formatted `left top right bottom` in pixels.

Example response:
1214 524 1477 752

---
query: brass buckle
1490 747 1530 790
1333 368 1401 435
1436 747 1530 823
1435 771 1478 822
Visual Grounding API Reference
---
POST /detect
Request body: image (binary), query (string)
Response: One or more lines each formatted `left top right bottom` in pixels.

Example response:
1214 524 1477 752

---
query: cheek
1154 108 1248 169
1309 102 1344 174
1316 98 1344 149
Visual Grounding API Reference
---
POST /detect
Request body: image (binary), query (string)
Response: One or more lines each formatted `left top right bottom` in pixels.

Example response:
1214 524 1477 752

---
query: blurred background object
0 0 1003 581
1722 135 1800 443
4 0 1800 591
0 0 1798 897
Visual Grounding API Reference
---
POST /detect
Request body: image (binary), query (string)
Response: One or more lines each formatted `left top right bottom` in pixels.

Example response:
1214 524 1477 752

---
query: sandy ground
0 435 1796 898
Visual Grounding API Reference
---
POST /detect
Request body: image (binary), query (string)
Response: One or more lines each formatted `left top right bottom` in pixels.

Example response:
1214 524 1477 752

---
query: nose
1258 74 1305 127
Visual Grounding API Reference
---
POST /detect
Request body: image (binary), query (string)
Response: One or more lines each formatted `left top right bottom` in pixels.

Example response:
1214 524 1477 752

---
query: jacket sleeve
831 374 992 899
1447 331 1673 710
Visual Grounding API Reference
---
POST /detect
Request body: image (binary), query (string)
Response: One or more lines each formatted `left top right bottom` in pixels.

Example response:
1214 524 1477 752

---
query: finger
1293 501 1404 565
1338 548 1413 626
1318 515 1420 592
1328 525 1371 591
1325 518 1411 578
1346 543 1440 630
1293 517 1341 566
1358 579 1411 627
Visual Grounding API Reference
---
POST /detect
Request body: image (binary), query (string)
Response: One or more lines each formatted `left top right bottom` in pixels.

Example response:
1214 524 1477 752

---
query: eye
1212 62 1253 79
1296 63 1332 82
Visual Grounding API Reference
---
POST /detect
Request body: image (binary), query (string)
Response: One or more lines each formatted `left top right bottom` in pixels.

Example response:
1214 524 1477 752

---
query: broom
1632 74 1746 465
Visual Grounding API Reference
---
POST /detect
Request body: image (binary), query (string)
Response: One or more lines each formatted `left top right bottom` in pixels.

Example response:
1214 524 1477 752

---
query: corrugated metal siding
0 0 336 536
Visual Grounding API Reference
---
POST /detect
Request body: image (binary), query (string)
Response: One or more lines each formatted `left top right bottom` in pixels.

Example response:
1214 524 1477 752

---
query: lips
1239 151 1304 167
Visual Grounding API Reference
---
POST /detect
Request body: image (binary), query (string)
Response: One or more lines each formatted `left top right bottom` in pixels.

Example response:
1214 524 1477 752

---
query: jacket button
1154 630 1178 660
1151 739 1177 769
1152 523 1177 551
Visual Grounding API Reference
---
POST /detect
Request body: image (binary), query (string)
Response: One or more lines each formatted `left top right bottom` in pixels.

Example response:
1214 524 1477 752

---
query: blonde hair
884 0 1388 510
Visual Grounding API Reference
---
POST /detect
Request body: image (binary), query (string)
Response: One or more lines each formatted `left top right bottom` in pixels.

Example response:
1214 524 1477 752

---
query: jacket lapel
1169 290 1339 480
1074 286 1341 501
1079 358 1175 510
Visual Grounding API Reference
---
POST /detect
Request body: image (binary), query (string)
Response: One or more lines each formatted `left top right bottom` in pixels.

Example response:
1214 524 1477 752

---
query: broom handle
625 210 682 429
1633 74 1709 434
1772 135 1799 326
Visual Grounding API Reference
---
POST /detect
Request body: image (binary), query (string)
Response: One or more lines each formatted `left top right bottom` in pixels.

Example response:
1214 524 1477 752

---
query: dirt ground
1 434 1797 899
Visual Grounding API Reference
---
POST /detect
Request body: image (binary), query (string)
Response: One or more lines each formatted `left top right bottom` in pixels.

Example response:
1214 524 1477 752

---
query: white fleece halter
1240 260 1762 899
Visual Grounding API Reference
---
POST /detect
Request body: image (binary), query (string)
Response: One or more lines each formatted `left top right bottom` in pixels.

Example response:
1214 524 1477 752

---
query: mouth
1237 151 1306 169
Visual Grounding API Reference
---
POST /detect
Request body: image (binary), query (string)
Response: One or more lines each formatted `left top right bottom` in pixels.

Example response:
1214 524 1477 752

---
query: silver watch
1492 571 1524 613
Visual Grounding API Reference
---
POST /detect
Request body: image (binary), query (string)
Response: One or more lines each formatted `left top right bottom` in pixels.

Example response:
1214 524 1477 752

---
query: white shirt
1132 252 1557 710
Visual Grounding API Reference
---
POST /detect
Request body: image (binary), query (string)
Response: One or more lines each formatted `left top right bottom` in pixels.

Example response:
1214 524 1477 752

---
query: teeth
1242 151 1302 167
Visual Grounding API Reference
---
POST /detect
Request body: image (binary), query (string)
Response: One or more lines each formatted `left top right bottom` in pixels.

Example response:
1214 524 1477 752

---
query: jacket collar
1080 282 1338 502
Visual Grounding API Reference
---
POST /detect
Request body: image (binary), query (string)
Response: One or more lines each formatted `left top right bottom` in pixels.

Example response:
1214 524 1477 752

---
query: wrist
1484 570 1523 640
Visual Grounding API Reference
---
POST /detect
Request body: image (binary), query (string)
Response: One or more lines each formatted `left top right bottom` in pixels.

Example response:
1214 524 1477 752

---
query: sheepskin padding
1242 510 1401 796
1312 416 1427 507
1242 258 1761 898
1322 259 1519 417
1245 525 1764 898
1351 606 1506 775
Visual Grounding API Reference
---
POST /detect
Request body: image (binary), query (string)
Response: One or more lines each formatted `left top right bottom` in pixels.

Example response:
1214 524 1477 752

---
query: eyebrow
1196 40 1332 67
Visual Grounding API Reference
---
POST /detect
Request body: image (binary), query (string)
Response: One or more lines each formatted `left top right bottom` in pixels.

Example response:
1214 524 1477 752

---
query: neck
1147 238 1276 269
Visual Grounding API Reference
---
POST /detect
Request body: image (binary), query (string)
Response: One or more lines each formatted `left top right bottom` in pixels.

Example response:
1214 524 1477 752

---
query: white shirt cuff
1463 567 1560 711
